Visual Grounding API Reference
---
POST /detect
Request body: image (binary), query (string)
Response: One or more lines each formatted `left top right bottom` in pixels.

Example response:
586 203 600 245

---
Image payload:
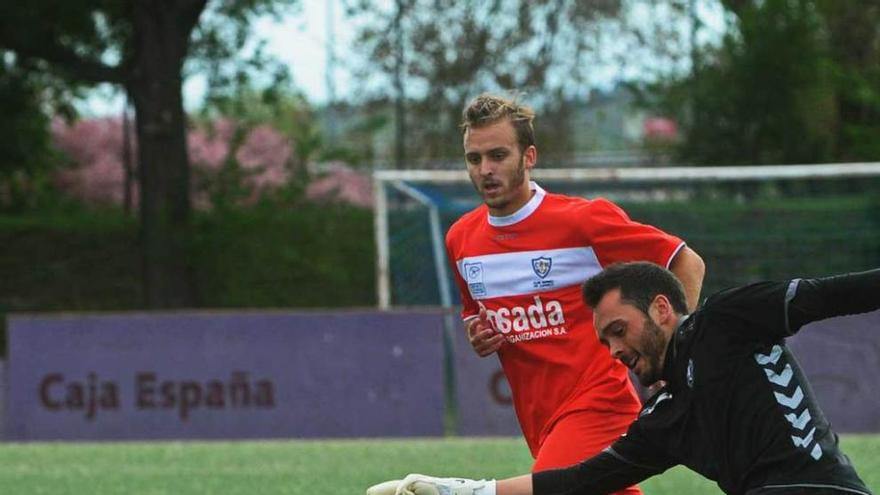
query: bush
190 202 375 308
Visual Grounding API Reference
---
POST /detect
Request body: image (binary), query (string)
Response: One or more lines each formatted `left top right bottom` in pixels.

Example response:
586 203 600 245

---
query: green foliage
650 0 880 165
0 0 306 308
620 185 880 294
191 202 375 308
190 0 300 104
0 203 375 315
318 101 396 167
0 209 142 313
0 57 79 212
204 125 259 210
0 69 50 179
0 436 876 494
820 0 880 161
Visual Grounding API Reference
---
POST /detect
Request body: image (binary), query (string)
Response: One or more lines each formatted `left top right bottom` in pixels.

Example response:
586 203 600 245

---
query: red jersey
445 182 685 456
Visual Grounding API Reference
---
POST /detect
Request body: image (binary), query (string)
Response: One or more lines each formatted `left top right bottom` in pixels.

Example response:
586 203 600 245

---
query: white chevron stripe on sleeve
755 345 783 366
784 409 812 430
764 364 794 387
791 426 816 448
774 386 804 409
810 444 823 460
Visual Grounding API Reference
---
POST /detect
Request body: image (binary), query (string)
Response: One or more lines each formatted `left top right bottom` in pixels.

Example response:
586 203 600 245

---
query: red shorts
532 408 642 495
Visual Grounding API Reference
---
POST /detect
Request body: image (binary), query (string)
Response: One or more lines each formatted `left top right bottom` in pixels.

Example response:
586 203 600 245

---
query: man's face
594 289 670 386
463 119 536 216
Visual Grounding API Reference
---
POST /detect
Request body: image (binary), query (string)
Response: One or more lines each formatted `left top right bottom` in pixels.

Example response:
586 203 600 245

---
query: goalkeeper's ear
366 479 402 495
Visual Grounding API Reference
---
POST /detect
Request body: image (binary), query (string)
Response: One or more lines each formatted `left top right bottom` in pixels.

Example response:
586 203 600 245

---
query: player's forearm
789 268 880 330
669 246 706 313
367 451 654 495
529 450 657 495
497 475 533 495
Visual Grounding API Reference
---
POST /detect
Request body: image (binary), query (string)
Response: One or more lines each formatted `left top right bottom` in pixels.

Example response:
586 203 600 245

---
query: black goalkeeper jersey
534 269 879 495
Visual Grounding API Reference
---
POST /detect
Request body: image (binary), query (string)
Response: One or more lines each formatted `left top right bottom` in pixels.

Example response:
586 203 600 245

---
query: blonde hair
461 93 536 152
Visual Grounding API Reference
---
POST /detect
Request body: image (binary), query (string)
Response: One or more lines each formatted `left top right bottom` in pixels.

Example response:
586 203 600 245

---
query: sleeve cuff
665 241 687 269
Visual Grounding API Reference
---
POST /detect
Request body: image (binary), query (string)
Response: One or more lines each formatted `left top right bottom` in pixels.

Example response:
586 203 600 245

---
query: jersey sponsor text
486 296 567 342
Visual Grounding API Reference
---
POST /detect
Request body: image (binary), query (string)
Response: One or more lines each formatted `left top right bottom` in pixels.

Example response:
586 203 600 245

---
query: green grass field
0 435 877 494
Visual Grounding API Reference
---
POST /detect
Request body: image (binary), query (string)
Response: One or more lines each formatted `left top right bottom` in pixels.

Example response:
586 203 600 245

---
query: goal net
373 162 880 309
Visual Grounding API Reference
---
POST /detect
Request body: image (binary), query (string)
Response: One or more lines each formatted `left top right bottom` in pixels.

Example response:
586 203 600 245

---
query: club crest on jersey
531 256 552 279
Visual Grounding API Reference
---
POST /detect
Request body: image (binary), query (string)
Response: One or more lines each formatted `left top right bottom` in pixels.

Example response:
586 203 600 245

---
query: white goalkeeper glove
364 474 496 495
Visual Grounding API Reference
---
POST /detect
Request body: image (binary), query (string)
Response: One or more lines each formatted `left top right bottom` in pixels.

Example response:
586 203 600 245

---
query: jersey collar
487 181 545 227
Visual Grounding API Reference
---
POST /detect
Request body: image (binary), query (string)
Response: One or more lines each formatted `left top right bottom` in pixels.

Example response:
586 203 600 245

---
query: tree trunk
128 2 201 308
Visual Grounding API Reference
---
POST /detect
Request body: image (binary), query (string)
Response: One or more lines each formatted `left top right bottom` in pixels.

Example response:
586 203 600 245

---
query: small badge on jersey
531 256 555 289
464 261 487 297
531 256 552 278
686 359 695 388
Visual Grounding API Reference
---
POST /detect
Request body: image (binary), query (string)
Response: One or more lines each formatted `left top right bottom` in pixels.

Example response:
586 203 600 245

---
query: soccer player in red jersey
445 94 705 493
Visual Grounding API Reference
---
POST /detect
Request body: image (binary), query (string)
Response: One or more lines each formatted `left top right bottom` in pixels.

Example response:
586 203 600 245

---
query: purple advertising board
452 327 521 437
5 308 878 442
6 310 445 441
788 310 880 432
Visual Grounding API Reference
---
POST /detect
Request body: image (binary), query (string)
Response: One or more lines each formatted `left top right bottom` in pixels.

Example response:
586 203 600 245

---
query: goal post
373 161 880 310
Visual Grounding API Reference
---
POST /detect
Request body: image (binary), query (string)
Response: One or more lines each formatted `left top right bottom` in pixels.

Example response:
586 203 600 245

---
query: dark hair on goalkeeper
582 262 689 316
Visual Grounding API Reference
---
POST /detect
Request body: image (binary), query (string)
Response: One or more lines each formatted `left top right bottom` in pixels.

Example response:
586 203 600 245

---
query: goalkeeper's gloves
365 474 497 495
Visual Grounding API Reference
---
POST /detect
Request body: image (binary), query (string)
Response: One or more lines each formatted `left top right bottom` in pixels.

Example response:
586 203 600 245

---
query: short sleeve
585 198 685 269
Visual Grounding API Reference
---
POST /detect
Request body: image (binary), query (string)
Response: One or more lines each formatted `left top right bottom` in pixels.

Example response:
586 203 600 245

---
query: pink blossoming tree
51 116 374 210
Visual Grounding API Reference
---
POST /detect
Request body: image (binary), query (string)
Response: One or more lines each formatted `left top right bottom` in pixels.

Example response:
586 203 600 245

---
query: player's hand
366 479 403 495
394 474 494 495
466 304 505 357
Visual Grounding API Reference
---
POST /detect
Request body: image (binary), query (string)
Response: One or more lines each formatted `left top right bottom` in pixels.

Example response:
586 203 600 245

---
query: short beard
511 153 526 188
637 317 668 386
483 154 527 210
